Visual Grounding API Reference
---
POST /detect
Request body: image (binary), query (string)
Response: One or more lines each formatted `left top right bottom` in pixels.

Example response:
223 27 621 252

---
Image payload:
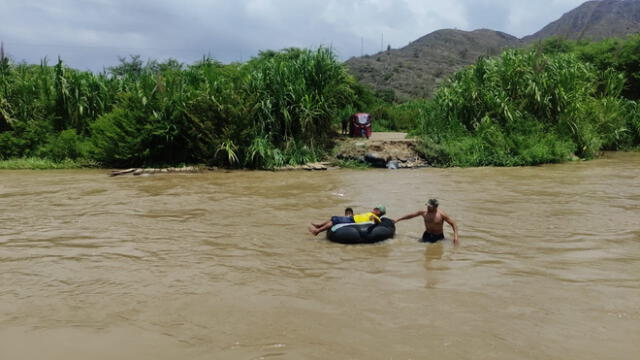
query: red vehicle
350 113 372 139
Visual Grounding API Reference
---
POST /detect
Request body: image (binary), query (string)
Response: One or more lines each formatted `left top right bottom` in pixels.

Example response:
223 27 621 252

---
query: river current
1 153 639 359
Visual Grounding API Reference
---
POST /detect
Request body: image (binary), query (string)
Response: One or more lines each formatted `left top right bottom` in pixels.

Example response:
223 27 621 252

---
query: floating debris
109 166 215 177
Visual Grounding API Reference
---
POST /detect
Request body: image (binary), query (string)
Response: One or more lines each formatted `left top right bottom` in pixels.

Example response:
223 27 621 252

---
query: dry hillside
346 0 640 100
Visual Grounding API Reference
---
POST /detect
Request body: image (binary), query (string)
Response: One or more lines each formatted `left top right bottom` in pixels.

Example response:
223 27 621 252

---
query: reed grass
0 47 358 169
0 157 97 169
408 48 639 166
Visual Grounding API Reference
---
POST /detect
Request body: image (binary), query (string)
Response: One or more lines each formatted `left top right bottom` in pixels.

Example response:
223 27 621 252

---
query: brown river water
1 152 639 359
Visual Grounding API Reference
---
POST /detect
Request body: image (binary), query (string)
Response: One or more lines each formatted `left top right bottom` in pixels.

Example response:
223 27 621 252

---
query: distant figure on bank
309 205 386 236
341 117 349 135
394 199 459 245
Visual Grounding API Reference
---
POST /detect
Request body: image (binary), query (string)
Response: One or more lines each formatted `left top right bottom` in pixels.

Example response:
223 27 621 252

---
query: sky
0 0 588 71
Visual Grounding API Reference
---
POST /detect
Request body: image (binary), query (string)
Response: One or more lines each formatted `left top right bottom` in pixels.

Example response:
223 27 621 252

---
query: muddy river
1 153 639 359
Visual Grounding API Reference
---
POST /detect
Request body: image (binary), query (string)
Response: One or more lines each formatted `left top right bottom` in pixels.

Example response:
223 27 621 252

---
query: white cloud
0 0 590 70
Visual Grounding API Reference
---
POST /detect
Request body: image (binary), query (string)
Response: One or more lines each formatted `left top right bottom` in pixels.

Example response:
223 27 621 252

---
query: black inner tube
326 218 396 244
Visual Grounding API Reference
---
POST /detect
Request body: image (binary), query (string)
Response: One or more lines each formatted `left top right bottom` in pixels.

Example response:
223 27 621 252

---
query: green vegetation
2 36 640 170
332 158 371 169
370 99 426 132
0 157 96 170
538 36 640 100
395 38 640 167
0 47 361 169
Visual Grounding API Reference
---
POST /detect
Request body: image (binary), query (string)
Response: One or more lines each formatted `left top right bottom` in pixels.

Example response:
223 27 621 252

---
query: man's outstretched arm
394 211 424 223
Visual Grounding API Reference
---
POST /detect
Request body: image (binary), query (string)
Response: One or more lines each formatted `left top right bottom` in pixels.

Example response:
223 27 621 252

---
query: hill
346 29 520 99
524 0 640 42
345 0 640 99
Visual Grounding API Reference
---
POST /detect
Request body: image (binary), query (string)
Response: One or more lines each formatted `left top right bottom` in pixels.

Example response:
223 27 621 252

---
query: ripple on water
1 156 640 359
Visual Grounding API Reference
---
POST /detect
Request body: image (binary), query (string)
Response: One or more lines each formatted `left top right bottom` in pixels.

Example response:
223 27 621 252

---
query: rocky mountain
346 0 640 99
524 0 640 42
346 29 520 99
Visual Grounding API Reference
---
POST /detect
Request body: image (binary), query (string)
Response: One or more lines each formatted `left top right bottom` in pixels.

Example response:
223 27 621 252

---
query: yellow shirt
353 212 381 224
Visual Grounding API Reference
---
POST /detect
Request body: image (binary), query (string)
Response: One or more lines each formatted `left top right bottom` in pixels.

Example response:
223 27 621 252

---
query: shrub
37 129 91 161
412 49 637 166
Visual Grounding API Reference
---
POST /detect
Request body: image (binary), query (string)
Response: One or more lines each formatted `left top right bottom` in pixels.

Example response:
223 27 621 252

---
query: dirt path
334 132 427 168
367 132 412 142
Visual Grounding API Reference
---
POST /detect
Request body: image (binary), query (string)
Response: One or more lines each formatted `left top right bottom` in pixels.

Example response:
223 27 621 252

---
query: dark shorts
331 216 355 225
421 232 445 243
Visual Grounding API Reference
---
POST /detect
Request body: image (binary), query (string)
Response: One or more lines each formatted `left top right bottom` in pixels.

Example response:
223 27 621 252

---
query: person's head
426 199 439 212
373 205 386 217
344 207 354 216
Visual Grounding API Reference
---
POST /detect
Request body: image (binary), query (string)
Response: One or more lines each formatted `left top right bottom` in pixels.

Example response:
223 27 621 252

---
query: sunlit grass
0 157 98 170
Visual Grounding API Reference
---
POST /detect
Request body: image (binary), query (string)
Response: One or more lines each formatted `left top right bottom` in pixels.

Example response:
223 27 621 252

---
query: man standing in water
394 199 459 245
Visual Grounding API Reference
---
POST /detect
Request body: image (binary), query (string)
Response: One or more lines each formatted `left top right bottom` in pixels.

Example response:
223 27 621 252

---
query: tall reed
0 47 358 168
413 49 638 166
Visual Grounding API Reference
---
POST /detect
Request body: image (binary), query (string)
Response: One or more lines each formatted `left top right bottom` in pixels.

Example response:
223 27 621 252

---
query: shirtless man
394 199 459 245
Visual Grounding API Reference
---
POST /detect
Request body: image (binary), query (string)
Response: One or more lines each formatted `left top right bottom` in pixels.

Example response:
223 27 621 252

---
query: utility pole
361 37 364 56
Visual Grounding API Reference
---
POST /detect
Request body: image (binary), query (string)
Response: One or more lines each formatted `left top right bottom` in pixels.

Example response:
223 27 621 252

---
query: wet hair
427 199 439 208
344 207 354 216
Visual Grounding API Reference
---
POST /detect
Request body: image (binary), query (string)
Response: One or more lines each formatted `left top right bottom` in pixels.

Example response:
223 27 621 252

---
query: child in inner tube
308 205 385 236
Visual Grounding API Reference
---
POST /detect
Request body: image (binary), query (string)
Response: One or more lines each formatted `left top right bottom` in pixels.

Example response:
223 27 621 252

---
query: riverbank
5 133 628 172
0 133 429 171
0 157 99 170
0 158 336 171
332 132 429 169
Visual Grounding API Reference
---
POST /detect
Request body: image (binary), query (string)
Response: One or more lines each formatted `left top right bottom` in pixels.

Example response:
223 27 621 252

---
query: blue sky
0 0 587 70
